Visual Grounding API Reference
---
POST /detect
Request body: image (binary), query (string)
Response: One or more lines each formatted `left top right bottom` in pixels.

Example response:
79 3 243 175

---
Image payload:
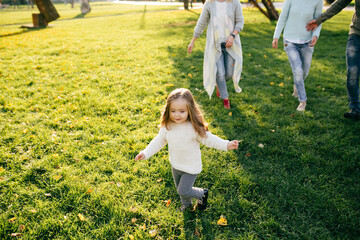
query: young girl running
135 88 239 211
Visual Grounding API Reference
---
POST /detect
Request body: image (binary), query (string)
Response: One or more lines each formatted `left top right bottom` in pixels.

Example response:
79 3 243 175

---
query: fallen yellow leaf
129 234 135 240
18 225 25 232
8 217 17 223
139 223 146 231
217 216 228 226
129 206 137 213
131 218 137 224
149 229 157 238
228 112 232 116
78 213 85 221
53 175 62 181
278 82 284 87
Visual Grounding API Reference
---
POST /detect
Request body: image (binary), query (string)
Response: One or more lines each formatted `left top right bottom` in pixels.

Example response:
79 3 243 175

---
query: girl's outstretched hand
135 152 145 161
227 140 239 150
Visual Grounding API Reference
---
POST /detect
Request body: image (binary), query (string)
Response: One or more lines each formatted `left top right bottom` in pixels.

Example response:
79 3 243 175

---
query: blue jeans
284 41 314 102
346 34 360 112
216 43 235 99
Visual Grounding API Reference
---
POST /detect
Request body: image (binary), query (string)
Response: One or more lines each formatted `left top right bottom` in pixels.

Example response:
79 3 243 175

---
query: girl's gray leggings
171 167 204 207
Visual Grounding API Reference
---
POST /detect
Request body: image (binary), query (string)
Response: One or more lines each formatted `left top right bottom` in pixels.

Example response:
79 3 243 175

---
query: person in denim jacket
306 0 360 120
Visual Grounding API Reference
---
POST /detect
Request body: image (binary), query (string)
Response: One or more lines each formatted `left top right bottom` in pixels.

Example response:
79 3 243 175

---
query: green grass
1 4 360 239
0 2 180 25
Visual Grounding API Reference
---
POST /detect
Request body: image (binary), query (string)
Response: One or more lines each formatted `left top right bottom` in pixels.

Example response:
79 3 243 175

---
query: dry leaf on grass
149 229 157 238
77 213 85 221
217 215 228 226
11 233 22 237
164 199 171 207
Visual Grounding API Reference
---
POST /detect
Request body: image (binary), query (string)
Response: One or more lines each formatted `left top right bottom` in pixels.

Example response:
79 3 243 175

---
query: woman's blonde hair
161 88 208 137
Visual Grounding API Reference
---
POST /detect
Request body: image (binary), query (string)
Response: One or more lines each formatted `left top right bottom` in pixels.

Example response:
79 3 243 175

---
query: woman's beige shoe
297 101 306 111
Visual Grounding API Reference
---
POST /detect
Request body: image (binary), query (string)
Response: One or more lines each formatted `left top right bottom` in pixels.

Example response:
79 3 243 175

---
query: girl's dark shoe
344 109 360 120
197 189 208 210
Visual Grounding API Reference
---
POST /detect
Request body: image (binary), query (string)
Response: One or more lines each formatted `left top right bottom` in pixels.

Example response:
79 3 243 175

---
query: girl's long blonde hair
161 88 208 138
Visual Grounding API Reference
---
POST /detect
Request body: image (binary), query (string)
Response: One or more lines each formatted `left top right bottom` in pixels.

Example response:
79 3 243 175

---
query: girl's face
169 98 189 124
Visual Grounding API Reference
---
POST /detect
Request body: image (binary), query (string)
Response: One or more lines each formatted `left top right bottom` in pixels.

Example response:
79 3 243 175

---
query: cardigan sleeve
193 1 211 38
141 127 167 160
315 0 352 25
198 131 229 151
273 0 291 39
233 0 244 33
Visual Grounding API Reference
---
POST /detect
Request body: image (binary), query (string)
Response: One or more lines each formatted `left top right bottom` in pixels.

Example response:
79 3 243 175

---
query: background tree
80 0 91 14
249 0 279 21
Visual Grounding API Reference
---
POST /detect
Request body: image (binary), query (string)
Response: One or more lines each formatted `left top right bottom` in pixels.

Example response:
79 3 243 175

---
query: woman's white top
140 121 229 174
215 1 229 43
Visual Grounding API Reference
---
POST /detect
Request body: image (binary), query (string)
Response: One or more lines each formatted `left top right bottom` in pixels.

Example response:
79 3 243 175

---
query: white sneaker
297 102 306 111
292 85 298 98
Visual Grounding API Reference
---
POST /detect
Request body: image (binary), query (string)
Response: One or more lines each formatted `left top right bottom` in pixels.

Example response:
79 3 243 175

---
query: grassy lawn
0 2 181 25
1 3 359 239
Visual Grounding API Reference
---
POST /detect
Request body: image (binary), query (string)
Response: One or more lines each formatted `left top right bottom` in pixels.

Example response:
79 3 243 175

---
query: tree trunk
33 0 60 22
250 0 278 21
80 0 91 14
32 13 48 27
184 0 189 10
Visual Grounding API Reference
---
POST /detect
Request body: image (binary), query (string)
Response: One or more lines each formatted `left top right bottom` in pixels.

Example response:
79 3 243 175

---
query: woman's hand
308 36 318 47
135 152 145 161
225 35 234 48
188 42 194 53
272 38 279 49
306 19 319 32
227 140 239 150
188 37 198 53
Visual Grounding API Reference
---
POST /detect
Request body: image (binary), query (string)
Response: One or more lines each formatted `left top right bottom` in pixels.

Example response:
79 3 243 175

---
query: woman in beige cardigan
187 0 244 109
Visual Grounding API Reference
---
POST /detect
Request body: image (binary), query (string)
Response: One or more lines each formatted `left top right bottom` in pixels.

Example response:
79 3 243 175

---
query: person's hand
308 36 318 47
272 38 279 49
306 19 319 32
135 152 145 161
225 35 234 48
188 42 194 53
227 140 239 150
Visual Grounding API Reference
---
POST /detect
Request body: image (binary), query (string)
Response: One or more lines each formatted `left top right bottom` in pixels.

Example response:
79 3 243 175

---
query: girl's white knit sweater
141 121 229 175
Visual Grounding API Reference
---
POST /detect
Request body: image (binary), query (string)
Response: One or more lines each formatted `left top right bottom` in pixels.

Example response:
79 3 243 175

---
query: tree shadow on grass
161 17 360 238
0 27 43 38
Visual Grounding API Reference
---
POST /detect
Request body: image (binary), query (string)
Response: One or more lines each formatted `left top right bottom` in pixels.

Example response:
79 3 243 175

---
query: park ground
0 2 360 239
